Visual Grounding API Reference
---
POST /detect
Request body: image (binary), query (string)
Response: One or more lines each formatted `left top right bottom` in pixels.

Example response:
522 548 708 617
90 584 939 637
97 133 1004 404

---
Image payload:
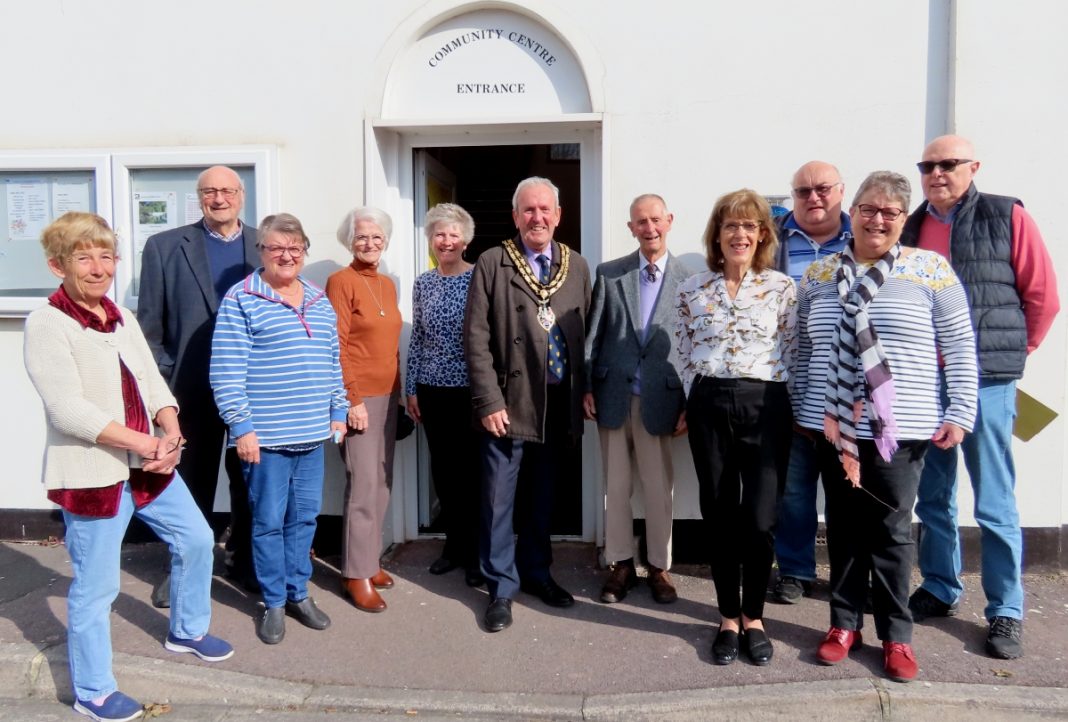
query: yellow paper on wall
1014 389 1057 441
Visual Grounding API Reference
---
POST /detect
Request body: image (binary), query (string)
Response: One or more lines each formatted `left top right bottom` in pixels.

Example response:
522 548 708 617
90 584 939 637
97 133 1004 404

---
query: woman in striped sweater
791 171 977 682
210 213 348 645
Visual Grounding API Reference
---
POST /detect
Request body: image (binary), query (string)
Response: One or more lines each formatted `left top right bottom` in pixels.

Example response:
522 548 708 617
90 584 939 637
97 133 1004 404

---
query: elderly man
771 161 852 604
138 166 259 603
464 176 591 632
902 135 1059 660
584 194 687 605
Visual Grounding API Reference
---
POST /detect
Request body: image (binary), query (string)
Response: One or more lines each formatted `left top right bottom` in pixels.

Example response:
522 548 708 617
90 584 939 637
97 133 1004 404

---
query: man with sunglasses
138 165 260 605
770 161 852 605
902 135 1059 660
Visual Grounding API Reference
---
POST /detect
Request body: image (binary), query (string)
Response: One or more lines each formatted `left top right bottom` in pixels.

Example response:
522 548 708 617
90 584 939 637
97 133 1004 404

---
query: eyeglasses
856 204 904 220
144 436 186 461
197 187 242 198
722 221 762 233
262 245 306 258
916 158 973 175
792 183 841 199
353 234 386 247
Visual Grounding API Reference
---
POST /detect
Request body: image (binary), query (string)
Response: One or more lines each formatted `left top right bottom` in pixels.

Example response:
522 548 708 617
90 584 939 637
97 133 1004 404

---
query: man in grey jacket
584 194 688 605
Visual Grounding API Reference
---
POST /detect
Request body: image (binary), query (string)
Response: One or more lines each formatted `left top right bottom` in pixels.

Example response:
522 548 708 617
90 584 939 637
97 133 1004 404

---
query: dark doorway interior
417 143 583 538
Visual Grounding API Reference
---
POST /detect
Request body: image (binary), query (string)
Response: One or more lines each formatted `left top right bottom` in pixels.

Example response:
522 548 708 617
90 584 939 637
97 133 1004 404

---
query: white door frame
364 115 610 547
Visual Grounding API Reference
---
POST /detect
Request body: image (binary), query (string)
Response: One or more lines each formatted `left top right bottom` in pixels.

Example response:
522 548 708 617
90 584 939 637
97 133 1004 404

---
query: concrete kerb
4 641 1068 720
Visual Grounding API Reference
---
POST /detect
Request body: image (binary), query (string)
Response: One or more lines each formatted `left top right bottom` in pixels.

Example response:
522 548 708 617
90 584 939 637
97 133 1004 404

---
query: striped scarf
823 242 900 484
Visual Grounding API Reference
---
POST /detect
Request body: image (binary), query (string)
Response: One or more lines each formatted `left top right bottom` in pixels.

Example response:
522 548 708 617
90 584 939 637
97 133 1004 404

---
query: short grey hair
511 176 560 211
851 171 911 211
258 212 309 248
424 203 475 243
336 206 393 252
630 193 669 214
196 165 244 191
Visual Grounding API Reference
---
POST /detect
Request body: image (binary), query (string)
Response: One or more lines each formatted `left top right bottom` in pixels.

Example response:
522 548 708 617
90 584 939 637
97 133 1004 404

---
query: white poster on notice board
6 180 50 241
52 180 92 217
134 191 178 251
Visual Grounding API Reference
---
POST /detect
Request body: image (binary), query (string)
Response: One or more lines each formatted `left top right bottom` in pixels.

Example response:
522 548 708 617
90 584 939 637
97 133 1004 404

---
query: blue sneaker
164 632 235 662
73 691 142 721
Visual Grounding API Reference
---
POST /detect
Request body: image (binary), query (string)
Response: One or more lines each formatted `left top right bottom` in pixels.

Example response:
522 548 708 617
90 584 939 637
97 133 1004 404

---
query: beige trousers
341 392 398 578
600 395 675 570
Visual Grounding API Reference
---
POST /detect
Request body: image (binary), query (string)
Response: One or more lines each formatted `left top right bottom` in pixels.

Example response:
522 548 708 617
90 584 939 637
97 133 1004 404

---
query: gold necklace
358 272 386 317
502 238 571 330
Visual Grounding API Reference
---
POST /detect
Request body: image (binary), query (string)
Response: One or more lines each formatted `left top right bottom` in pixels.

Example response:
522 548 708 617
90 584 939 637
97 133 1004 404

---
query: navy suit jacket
137 220 258 404
584 250 687 435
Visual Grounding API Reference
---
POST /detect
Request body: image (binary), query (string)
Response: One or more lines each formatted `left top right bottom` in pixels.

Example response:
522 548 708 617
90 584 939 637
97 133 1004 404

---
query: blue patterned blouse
404 268 472 396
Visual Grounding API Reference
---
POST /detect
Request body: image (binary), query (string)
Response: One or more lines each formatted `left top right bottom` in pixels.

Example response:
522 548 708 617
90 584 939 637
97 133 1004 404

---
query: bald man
902 135 1059 660
771 161 852 604
139 166 260 604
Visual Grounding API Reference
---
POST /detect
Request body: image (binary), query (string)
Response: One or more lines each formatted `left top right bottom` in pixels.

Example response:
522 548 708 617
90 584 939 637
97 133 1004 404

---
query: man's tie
645 263 659 283
537 254 568 382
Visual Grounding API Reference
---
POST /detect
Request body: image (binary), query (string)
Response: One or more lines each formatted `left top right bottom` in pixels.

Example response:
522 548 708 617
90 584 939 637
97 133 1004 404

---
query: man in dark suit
464 176 591 632
584 194 688 605
138 165 258 603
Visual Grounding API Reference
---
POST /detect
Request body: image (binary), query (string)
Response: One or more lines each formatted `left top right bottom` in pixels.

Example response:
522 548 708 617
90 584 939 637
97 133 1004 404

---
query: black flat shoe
743 627 774 666
712 629 739 665
285 597 331 630
257 607 285 645
484 597 513 632
465 567 487 587
429 557 458 575
520 577 574 608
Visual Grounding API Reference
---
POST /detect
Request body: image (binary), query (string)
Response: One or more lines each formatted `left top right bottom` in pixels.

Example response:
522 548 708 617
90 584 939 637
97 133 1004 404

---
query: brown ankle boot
371 568 394 589
342 577 386 612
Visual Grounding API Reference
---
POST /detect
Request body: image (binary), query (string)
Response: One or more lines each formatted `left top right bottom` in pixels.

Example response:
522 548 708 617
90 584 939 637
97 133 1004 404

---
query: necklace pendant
379 309 385 317
537 303 555 331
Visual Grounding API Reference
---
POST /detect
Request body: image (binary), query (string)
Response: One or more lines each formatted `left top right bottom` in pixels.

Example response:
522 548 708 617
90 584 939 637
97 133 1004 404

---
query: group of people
23 133 1057 721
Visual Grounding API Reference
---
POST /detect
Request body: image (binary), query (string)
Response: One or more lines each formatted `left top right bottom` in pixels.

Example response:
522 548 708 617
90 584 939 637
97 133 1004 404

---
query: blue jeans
915 378 1022 620
774 430 821 581
63 476 214 701
244 445 324 609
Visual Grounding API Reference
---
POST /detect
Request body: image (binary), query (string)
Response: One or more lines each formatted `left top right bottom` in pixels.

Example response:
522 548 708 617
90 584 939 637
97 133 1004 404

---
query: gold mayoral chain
503 238 571 332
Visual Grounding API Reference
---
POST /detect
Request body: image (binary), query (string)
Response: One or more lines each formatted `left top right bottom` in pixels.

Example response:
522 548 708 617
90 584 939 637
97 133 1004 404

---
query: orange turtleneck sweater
325 260 402 406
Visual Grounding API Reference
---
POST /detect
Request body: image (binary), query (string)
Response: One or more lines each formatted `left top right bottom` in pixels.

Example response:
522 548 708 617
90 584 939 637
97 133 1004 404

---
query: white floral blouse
674 267 797 396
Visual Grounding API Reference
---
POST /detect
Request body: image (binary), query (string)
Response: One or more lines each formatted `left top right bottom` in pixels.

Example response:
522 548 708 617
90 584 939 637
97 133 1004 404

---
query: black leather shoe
521 577 575 608
257 607 285 645
151 573 170 609
429 557 458 575
465 567 487 587
743 628 774 666
285 597 331 630
484 598 513 632
712 629 739 665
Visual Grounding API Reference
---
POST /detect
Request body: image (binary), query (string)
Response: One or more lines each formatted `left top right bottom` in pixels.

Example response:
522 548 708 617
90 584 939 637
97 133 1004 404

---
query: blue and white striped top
791 248 978 439
210 270 349 448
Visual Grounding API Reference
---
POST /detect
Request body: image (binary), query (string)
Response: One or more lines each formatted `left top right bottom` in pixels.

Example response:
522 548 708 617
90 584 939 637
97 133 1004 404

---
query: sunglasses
916 158 973 175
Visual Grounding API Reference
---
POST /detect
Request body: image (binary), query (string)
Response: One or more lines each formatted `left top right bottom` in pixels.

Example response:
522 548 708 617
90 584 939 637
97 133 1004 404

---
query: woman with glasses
326 207 403 612
25 212 233 722
211 213 348 645
675 189 797 667
792 171 977 682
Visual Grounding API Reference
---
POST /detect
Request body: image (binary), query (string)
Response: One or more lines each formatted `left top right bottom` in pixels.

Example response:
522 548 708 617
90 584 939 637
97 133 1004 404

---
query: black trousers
417 384 480 569
818 438 928 643
686 377 791 621
175 392 253 572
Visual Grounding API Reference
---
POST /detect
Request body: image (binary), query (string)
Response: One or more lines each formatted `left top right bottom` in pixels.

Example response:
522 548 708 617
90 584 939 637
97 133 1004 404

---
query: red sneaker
883 641 918 682
816 627 863 665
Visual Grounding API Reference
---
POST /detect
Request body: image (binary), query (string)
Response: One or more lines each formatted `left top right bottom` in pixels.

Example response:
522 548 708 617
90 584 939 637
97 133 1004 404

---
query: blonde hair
40 212 117 262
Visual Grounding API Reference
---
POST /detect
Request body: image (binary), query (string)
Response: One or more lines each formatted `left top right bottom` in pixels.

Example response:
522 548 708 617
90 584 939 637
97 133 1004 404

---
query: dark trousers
418 384 480 569
818 438 928 643
686 377 791 621
175 393 253 572
479 383 569 600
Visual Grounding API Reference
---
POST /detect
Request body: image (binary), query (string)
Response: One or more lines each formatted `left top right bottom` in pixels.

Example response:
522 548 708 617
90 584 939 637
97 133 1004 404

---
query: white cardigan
23 304 178 490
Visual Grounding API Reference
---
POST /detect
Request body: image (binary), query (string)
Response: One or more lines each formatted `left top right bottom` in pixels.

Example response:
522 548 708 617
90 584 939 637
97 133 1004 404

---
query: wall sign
384 10 591 117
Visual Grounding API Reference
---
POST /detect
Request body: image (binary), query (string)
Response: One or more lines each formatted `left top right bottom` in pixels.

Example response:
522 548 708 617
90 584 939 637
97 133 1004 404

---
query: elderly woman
211 213 348 645
792 171 977 682
327 206 403 612
405 203 484 586
24 212 232 722
675 189 796 668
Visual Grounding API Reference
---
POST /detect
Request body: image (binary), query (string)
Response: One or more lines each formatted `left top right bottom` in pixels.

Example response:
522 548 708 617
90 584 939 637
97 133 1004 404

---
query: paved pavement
1 539 1066 720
